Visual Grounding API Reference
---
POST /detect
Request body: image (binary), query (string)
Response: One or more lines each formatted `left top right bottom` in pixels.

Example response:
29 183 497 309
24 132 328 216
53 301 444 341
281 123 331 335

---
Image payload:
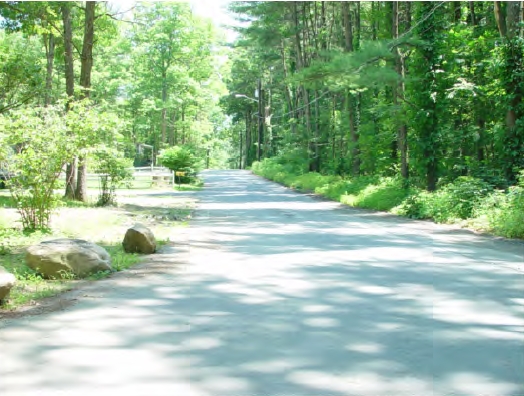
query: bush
158 145 200 183
1 106 75 230
354 177 411 211
423 177 493 222
93 146 133 206
472 172 524 238
274 147 309 174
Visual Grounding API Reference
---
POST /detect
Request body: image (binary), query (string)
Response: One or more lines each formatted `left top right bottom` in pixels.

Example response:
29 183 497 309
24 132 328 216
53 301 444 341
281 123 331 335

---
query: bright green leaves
2 105 73 229
0 32 44 113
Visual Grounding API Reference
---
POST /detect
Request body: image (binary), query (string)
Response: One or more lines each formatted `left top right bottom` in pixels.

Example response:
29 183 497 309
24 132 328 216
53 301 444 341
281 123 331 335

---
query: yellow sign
175 171 186 177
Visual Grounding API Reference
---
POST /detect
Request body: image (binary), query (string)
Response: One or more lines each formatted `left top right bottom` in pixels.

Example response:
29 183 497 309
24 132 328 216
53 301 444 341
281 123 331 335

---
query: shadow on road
0 170 523 396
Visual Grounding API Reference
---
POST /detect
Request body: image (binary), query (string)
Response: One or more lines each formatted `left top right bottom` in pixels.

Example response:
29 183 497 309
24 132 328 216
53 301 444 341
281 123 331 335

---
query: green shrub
93 146 133 206
1 106 75 230
315 180 350 200
493 186 524 238
274 147 309 174
424 177 493 222
158 145 200 183
472 185 524 238
355 177 411 211
392 189 428 219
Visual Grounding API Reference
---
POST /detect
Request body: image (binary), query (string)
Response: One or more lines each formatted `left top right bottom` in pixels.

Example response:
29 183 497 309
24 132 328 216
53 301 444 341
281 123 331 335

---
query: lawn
0 186 197 311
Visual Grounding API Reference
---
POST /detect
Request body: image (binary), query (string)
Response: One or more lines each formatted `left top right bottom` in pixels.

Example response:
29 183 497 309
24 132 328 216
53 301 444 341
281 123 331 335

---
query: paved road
1 170 523 396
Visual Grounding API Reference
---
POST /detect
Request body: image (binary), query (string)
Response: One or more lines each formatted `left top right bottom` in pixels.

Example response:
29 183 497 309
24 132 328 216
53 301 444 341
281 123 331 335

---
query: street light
234 94 258 103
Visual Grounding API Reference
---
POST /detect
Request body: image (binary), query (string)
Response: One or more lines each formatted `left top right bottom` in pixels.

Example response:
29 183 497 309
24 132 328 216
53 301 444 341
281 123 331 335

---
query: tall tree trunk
79 2 95 100
454 1 462 22
181 107 185 144
343 1 360 175
342 2 354 52
469 1 477 25
414 1 443 191
44 33 55 106
161 68 167 144
393 1 409 179
239 120 243 169
494 1 507 37
76 1 96 202
257 80 264 161
169 110 176 145
62 3 76 199
495 1 524 181
246 110 252 166
280 39 296 134
312 90 321 172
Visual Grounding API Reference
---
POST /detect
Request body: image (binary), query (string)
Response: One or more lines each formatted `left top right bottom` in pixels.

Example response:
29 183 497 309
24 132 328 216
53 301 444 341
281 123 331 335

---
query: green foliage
1 105 74 230
0 228 50 255
92 147 133 206
351 177 411 211
158 145 200 183
471 171 524 238
105 245 141 271
435 177 493 220
393 177 493 222
0 31 44 113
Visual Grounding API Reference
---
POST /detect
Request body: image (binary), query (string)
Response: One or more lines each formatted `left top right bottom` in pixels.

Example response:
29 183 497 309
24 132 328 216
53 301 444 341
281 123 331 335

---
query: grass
1 251 74 309
174 183 203 191
173 177 204 191
0 187 196 310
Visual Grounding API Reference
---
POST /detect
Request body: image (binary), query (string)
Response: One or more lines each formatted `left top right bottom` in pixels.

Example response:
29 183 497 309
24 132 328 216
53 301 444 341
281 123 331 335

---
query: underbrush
252 158 524 239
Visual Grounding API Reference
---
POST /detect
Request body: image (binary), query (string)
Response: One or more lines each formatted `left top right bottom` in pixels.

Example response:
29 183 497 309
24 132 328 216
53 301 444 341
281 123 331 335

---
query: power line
249 90 331 121
389 1 447 47
249 2 447 123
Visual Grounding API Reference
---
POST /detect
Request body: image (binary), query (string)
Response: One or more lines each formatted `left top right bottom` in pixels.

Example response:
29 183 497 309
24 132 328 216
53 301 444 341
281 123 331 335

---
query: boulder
0 266 16 303
26 239 113 279
122 223 156 254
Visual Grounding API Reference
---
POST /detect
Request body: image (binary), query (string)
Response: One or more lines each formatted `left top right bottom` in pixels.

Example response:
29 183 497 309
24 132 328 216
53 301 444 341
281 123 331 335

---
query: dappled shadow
0 170 523 396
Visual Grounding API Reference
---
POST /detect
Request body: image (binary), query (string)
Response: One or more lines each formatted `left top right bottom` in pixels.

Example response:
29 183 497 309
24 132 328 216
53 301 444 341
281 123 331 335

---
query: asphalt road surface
1 170 523 396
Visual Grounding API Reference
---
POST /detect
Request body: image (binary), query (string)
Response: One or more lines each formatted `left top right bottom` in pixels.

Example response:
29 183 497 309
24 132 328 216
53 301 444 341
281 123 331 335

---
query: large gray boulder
0 266 16 303
26 239 113 279
123 223 156 254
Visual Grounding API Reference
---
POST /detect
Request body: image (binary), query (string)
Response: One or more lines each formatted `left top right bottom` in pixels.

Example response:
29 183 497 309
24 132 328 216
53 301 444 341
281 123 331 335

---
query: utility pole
239 127 243 169
257 78 263 162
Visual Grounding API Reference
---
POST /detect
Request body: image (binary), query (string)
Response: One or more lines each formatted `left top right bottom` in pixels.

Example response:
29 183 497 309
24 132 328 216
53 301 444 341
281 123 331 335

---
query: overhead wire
247 1 447 122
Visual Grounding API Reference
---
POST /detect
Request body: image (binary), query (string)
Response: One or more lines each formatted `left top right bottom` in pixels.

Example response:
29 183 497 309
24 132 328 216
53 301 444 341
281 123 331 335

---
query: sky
107 0 239 42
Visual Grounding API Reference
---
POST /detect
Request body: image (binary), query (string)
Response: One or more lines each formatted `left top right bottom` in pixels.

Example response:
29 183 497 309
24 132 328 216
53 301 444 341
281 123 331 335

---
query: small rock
122 223 156 254
26 239 113 279
0 266 16 303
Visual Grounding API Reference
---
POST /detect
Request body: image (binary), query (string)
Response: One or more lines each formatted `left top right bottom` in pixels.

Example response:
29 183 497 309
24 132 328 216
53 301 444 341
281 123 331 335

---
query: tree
1 105 74 229
494 1 524 181
74 1 97 202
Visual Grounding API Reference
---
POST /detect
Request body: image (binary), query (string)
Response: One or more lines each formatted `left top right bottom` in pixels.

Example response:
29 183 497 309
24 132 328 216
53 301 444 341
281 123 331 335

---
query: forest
0 1 231 229
223 1 524 238
0 1 523 238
